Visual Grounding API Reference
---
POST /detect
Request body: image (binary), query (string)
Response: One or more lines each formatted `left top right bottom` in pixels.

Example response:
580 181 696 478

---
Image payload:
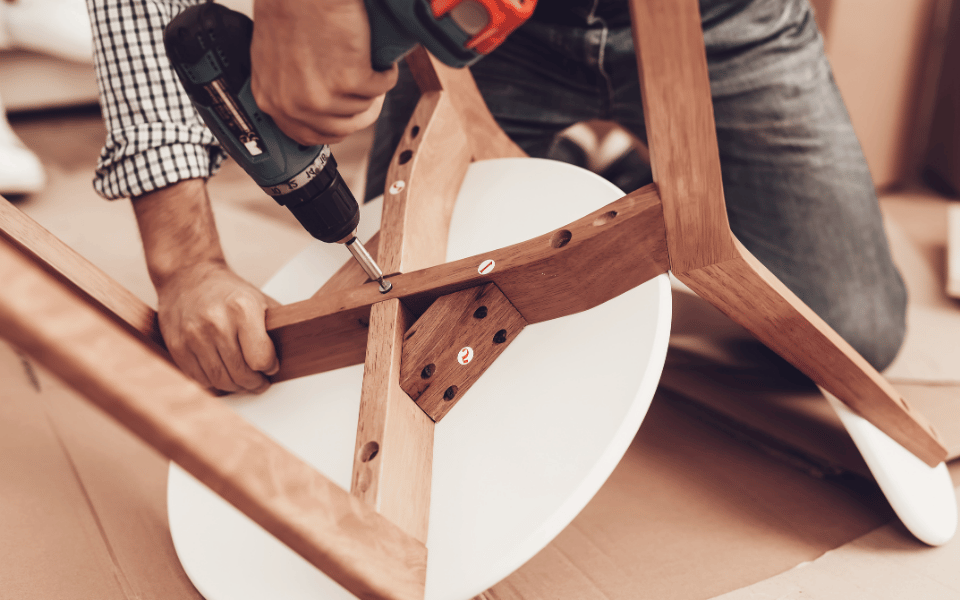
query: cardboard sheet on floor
883 195 960 385
0 339 201 599
715 465 960 600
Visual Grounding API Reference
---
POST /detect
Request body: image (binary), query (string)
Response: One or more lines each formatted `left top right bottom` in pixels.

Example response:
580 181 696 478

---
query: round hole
358 441 379 462
473 306 488 319
493 329 508 344
410 125 420 139
593 211 618 226
551 229 572 248
421 363 435 379
443 386 458 401
398 149 414 165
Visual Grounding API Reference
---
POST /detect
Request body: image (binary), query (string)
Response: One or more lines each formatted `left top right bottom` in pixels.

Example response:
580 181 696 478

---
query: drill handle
365 0 421 71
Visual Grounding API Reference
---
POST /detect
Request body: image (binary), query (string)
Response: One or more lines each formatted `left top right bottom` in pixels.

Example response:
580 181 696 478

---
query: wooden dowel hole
593 211 618 226
551 230 572 248
358 441 380 462
398 149 414 165
493 329 508 344
421 363 435 379
410 125 420 139
443 386 458 401
473 306 488 319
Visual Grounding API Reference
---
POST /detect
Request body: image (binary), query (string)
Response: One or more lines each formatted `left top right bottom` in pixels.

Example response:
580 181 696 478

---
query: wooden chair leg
0 234 427 600
352 298 434 544
630 0 946 465
677 240 946 466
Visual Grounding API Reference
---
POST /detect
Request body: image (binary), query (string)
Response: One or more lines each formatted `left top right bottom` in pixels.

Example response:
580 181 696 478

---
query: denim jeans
365 0 908 371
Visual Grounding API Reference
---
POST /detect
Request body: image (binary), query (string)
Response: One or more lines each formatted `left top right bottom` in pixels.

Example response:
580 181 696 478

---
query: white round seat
167 158 672 599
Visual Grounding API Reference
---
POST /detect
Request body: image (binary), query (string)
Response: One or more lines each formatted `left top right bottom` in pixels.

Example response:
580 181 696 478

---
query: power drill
163 0 535 294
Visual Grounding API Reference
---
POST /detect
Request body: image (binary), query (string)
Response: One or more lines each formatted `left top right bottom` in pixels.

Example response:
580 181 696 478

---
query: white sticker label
389 180 406 195
478 259 495 275
457 347 474 365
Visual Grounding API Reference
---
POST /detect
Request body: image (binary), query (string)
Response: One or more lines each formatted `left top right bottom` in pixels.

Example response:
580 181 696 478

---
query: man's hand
251 0 398 145
133 179 279 394
155 262 279 393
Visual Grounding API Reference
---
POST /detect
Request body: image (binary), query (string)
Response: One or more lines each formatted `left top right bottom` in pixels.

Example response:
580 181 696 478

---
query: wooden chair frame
0 1 947 599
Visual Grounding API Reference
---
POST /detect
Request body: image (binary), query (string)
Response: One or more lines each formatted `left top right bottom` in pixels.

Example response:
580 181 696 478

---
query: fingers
253 78 392 146
238 315 280 378
166 343 213 390
161 290 278 395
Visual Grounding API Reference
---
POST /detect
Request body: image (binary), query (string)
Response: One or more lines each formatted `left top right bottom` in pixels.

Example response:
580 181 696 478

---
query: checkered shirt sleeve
87 0 226 199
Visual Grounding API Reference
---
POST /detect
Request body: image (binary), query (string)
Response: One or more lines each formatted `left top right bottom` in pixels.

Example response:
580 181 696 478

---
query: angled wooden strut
0 1 949 599
628 0 945 465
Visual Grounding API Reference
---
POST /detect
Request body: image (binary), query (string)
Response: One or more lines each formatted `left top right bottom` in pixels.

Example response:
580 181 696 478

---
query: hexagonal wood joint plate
399 283 526 422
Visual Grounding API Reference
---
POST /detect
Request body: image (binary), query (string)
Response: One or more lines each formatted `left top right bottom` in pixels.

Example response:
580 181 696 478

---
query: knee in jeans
824 280 908 372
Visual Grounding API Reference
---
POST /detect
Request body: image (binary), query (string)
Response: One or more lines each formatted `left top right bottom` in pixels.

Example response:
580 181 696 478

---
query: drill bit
345 236 392 293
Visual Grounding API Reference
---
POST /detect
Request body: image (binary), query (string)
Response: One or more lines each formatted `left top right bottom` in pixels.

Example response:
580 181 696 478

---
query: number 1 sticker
478 259 495 275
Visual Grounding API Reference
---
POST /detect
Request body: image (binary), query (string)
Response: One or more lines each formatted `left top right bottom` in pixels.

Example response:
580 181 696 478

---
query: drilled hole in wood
474 306 488 319
493 329 508 344
359 441 379 462
551 229 572 248
443 386 458 401
398 149 414 165
421 363 435 379
410 125 420 138
593 211 618 226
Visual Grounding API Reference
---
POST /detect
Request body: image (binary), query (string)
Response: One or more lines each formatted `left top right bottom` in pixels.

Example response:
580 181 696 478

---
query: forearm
131 179 225 289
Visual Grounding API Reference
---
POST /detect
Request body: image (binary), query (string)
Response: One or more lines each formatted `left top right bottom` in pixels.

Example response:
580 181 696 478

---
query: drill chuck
261 147 361 245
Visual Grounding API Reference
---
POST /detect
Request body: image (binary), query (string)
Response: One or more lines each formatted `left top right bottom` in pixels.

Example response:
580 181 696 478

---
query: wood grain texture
377 90 471 274
400 283 526 422
268 185 669 382
0 236 427 600
352 299 435 544
0 196 163 351
405 49 526 161
629 0 739 272
677 239 948 467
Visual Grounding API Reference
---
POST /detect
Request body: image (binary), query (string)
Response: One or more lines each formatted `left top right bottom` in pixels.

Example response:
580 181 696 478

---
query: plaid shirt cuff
93 125 226 199
88 0 225 199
